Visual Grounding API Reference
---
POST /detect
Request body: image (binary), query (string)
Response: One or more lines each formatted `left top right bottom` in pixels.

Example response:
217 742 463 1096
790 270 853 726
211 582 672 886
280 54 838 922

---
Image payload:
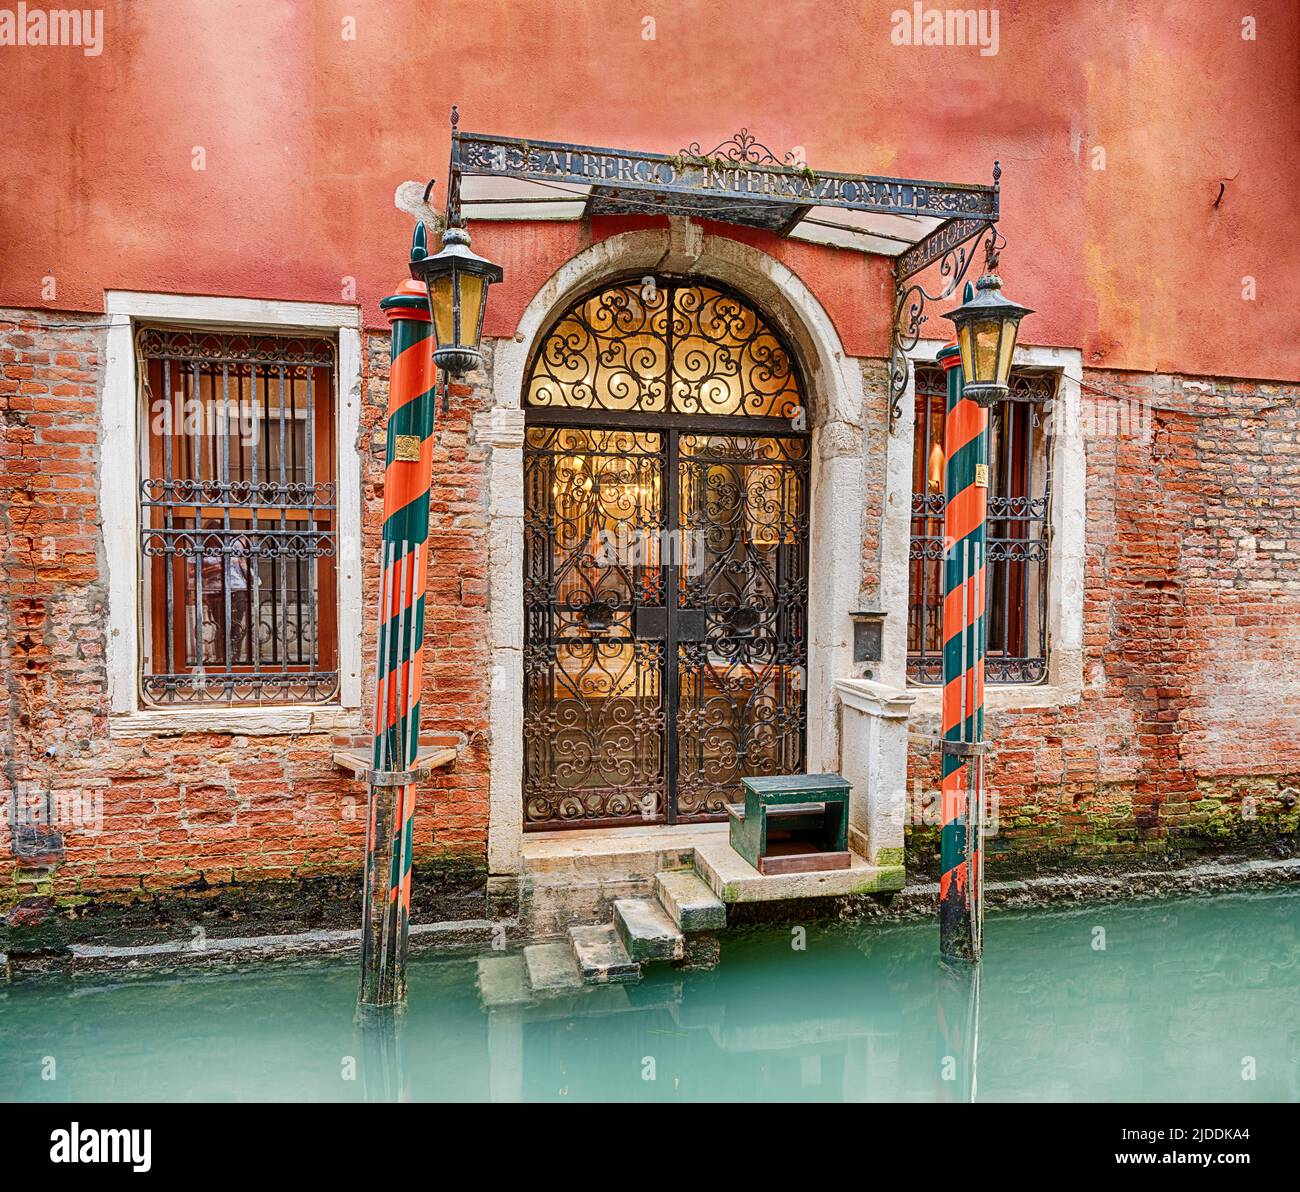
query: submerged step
655 869 727 932
613 898 684 962
476 955 532 1008
568 923 641 984
524 941 582 994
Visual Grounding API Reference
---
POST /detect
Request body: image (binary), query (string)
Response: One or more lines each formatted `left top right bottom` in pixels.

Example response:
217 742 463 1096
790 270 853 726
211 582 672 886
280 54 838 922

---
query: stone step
568 923 641 984
476 954 532 1008
524 941 582 994
692 840 905 903
613 898 685 962
654 869 727 932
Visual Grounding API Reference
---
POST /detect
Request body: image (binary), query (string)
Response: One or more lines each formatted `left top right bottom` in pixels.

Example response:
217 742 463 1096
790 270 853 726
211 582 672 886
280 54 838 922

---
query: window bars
907 365 1056 685
137 328 339 706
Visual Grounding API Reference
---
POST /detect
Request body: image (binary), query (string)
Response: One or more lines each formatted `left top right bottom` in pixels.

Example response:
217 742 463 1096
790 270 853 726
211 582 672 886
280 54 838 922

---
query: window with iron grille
137 327 339 706
907 365 1056 685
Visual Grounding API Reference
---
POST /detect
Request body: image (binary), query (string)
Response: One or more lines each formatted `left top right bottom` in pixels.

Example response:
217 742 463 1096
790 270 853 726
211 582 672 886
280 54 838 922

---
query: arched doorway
522 277 811 829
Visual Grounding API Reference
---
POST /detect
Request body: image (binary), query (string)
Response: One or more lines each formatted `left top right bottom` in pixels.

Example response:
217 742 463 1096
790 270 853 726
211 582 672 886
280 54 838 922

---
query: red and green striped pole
359 233 439 1009
938 339 988 963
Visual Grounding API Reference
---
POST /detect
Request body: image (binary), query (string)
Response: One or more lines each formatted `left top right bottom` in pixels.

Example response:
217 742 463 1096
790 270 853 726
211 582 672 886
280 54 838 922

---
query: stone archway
483 225 868 875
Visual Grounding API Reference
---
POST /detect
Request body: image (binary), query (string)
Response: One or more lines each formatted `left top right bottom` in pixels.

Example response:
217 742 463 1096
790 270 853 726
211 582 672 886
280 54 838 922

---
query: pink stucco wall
2 0 1296 377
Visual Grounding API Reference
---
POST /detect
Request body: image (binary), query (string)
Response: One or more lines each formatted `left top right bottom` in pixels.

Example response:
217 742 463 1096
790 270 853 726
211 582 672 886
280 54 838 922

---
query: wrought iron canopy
449 127 998 270
443 114 1007 434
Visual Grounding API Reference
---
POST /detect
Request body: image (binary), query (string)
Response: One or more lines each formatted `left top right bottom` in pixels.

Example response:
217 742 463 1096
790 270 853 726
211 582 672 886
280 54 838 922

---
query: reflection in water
937 961 981 1104
0 891 1296 1102
357 1006 409 1103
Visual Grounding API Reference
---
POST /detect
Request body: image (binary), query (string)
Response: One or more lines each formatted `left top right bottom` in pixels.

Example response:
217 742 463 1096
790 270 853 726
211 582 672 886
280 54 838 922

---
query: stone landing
478 821 905 1008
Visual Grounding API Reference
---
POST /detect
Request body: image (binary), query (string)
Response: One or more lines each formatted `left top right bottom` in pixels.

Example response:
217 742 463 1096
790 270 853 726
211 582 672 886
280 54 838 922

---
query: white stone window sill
109 704 362 739
905 684 1077 718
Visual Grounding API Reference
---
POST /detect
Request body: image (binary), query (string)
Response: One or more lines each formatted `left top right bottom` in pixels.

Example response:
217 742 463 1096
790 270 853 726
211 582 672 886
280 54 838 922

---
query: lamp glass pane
996 316 1019 387
457 273 486 349
428 274 456 350
957 324 975 382
972 318 1001 384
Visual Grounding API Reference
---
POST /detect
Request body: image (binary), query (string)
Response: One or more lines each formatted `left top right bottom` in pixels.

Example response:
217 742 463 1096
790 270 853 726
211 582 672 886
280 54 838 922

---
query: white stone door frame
481 226 868 877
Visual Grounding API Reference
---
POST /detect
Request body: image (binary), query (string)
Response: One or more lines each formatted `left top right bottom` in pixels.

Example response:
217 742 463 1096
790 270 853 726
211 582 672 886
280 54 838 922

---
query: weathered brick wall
1 312 492 916
5 304 1297 914
907 371 1300 873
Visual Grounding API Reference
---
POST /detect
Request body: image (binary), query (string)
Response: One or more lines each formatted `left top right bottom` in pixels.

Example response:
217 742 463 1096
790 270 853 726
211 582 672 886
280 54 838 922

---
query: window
907 365 1055 685
137 327 339 706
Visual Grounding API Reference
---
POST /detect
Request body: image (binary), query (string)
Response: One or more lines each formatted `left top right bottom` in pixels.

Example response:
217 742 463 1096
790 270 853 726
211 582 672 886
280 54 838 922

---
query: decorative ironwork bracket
887 163 1003 433
446 104 462 226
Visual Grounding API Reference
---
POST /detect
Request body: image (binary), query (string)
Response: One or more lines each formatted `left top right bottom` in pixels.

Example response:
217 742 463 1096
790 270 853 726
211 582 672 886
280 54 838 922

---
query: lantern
943 241 1033 407
409 223 504 377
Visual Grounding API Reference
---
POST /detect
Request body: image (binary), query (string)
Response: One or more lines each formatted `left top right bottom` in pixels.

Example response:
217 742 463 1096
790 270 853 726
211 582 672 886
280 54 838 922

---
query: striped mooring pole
359 238 439 1010
938 338 988 963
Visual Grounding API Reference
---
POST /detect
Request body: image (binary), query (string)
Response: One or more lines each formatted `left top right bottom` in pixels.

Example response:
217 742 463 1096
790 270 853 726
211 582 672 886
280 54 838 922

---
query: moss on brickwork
906 823 942 878
903 773 1297 881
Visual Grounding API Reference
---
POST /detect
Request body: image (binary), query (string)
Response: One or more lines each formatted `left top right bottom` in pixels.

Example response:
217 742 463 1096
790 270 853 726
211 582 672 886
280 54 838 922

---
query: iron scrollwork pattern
523 426 668 827
887 228 990 431
523 278 810 829
527 280 802 419
676 434 810 819
679 128 801 167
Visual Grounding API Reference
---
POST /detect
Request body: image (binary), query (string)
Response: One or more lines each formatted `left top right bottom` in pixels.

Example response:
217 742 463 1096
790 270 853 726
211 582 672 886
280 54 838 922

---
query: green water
1 890 1297 1102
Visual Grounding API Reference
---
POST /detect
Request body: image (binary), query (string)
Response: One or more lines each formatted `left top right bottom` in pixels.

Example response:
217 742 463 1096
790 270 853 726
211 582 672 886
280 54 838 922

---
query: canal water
1 889 1297 1102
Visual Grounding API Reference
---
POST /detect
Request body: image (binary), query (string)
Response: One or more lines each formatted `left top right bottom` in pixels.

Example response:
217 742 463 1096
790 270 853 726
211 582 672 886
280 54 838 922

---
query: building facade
2 1 1298 931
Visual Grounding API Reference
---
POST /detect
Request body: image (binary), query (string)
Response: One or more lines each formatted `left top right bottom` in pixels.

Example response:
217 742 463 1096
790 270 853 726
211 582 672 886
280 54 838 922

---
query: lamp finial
410 221 428 263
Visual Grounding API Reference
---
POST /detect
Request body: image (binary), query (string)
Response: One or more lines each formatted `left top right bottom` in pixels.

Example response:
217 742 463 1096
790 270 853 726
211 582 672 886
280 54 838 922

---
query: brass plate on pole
394 434 422 462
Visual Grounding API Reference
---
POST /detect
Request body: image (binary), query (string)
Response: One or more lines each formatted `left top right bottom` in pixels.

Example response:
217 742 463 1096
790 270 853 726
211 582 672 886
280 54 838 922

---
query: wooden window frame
138 328 340 707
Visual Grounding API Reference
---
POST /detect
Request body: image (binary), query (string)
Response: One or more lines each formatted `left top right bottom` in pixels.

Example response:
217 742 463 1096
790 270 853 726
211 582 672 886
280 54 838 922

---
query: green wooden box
726 774 852 875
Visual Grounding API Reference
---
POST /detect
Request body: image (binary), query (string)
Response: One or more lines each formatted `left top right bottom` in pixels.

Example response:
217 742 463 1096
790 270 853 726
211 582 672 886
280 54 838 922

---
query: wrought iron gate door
523 422 809 829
